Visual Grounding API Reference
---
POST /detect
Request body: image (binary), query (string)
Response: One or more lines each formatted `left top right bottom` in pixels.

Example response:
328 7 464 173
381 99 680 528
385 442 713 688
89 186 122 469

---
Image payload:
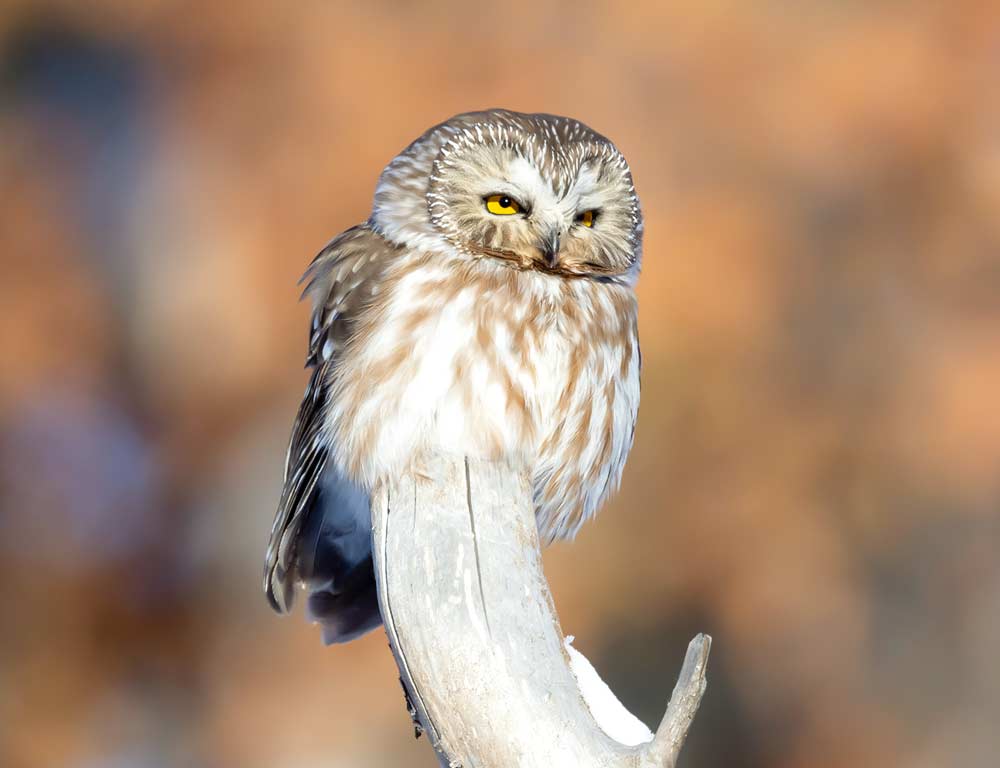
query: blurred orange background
2 2 999 767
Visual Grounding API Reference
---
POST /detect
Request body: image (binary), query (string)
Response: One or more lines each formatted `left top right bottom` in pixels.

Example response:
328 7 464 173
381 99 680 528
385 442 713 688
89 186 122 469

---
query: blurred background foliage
1 1 999 766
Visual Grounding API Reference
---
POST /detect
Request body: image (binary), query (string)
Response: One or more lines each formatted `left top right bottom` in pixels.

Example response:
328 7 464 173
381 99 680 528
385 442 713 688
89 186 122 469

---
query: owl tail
292 467 383 644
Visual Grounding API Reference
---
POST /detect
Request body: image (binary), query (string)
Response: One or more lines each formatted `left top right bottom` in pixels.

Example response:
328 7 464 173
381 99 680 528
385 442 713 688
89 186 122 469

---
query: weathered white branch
371 454 710 767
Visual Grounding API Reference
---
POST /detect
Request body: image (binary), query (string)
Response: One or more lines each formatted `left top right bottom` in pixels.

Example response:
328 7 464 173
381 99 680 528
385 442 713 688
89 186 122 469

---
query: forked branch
371 454 710 767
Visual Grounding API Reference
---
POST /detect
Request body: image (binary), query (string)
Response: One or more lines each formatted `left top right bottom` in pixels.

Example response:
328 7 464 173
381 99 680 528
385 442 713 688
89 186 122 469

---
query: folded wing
263 224 398 642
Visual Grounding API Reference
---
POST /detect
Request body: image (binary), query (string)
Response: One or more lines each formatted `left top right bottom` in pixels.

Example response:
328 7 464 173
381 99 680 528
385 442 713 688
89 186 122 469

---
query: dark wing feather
264 223 397 613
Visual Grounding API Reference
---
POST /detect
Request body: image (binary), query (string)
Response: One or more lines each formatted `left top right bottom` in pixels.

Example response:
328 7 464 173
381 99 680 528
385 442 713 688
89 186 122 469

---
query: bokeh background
2 1 999 766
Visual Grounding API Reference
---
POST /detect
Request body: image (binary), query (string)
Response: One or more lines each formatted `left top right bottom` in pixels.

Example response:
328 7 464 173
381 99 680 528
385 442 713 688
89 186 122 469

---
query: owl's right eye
485 194 522 216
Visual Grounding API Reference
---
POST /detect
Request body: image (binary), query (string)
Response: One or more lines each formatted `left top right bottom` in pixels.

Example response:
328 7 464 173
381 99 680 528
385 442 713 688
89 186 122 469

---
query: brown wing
264 223 399 612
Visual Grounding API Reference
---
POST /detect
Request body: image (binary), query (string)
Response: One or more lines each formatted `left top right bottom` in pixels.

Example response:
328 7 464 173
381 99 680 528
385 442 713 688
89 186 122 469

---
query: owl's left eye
485 194 522 216
576 210 598 228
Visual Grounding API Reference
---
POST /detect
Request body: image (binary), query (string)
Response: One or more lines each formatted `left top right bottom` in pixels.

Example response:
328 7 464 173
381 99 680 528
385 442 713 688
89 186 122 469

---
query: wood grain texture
371 453 709 767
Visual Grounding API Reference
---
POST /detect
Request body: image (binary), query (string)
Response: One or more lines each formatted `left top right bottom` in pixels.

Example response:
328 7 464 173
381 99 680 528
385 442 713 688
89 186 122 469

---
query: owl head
371 110 642 282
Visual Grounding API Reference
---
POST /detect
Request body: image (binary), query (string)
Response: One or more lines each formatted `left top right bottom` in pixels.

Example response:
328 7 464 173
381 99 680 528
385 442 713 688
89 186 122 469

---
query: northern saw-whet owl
265 110 643 643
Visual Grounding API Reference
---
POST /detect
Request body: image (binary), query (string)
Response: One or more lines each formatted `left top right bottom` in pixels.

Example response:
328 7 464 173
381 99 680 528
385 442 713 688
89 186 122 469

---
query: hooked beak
539 228 562 266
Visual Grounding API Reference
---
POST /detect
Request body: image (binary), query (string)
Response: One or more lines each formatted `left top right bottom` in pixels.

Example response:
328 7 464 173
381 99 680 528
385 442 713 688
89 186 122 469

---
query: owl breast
325 252 640 542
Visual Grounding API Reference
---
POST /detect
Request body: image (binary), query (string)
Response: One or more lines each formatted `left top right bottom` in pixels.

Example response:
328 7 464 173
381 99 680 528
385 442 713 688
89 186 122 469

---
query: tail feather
265 457 383 643
296 469 382 643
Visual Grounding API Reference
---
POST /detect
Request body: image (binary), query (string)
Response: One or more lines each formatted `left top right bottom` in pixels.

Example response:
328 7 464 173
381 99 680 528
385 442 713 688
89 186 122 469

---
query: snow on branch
371 454 710 767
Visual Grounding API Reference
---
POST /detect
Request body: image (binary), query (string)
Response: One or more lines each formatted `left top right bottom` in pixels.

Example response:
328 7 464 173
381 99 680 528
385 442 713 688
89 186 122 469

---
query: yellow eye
577 210 597 227
485 194 521 215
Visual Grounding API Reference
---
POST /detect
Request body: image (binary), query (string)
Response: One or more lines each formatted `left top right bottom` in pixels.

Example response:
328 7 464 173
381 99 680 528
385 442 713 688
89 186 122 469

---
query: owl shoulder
301 223 403 367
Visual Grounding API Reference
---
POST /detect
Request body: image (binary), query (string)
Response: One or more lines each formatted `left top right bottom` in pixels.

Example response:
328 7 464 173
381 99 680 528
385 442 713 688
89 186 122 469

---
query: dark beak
540 228 561 265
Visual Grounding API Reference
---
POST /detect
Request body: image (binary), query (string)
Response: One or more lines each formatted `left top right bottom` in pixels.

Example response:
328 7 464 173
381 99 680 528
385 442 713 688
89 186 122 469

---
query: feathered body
265 110 643 643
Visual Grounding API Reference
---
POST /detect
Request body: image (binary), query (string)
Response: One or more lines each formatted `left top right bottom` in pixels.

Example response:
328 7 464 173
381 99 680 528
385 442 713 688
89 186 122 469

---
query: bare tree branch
371 454 710 767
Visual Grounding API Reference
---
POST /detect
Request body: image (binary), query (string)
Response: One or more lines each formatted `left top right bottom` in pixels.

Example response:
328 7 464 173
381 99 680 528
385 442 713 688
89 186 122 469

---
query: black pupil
499 196 511 208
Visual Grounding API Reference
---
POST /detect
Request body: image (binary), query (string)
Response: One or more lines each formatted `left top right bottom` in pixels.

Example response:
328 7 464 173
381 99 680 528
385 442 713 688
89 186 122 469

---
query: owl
264 109 643 643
